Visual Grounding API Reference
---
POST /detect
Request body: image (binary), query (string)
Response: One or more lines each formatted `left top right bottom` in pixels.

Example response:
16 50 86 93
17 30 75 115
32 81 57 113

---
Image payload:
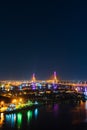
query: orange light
12 99 17 104
19 98 22 102
1 101 4 105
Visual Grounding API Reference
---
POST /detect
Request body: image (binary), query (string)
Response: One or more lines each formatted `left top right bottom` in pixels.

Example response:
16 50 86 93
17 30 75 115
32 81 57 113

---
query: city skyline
0 0 87 80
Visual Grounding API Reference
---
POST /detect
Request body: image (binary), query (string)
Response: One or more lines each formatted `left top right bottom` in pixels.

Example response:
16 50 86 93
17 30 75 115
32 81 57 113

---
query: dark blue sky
0 0 87 80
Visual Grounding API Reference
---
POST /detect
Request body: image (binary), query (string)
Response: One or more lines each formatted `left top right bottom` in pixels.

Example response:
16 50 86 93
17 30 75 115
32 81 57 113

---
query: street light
12 99 17 104
1 101 4 107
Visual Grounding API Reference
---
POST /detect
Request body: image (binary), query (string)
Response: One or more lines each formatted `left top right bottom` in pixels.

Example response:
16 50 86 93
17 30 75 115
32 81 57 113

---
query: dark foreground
0 100 87 130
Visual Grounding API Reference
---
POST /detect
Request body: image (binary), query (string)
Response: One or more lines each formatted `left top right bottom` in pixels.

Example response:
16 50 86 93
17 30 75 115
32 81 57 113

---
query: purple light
84 92 87 96
53 104 59 117
54 104 59 112
53 84 57 89
32 83 36 90
33 73 35 78
54 71 56 77
85 87 87 92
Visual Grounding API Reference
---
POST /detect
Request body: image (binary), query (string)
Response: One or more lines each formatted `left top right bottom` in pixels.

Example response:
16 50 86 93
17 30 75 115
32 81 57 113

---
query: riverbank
0 91 86 114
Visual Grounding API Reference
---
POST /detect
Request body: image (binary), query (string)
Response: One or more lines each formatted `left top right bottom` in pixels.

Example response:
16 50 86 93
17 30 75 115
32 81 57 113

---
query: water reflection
5 114 16 128
0 113 4 128
85 101 87 122
46 104 53 112
17 113 22 129
2 102 87 130
85 101 87 110
27 110 33 125
34 108 39 119
71 101 87 125
53 104 59 117
4 108 39 129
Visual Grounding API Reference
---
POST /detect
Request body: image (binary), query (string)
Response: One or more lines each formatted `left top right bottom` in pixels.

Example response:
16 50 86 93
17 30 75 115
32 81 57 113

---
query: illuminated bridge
0 72 87 94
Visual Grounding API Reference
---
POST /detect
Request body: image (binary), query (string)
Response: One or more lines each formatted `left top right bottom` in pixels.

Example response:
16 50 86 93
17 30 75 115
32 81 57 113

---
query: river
0 100 87 130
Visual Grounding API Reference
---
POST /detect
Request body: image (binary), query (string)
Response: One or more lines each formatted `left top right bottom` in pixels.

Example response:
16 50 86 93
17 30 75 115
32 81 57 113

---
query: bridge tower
52 71 58 89
32 73 36 82
53 71 58 84
31 73 36 90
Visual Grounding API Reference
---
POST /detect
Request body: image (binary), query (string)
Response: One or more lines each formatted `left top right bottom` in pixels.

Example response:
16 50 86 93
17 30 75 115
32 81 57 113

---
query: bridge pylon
32 73 36 82
53 71 59 84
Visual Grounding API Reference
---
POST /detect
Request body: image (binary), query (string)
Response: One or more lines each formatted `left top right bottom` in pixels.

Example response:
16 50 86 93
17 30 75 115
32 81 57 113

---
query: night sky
0 0 87 80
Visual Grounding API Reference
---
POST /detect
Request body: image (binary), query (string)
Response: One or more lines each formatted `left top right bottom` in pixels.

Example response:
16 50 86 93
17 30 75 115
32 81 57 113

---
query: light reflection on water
5 114 16 128
1 101 87 129
71 101 87 125
27 110 33 125
53 104 59 117
34 108 39 120
17 113 22 129
85 101 87 122
0 113 4 128
4 108 39 129
85 101 87 110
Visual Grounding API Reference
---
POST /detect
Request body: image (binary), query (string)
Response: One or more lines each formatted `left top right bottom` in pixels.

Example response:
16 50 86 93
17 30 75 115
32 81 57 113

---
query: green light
17 113 22 129
27 110 33 124
27 100 33 106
